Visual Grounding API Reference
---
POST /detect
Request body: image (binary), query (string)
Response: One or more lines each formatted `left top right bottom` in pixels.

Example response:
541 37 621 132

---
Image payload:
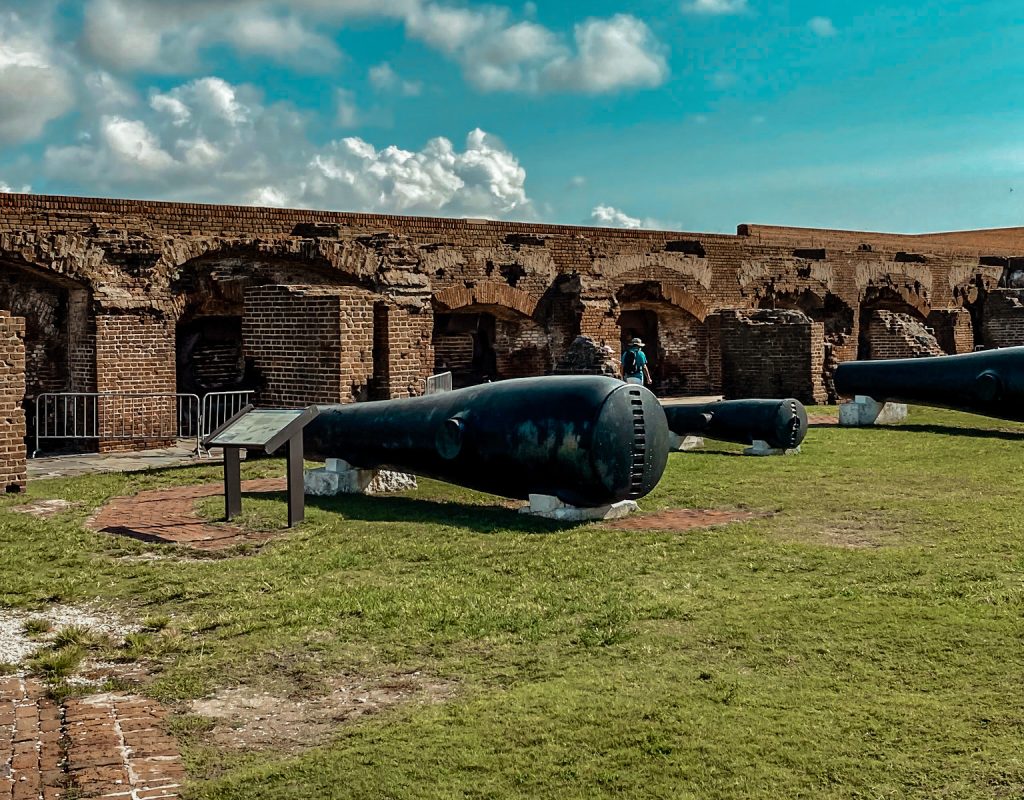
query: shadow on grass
873 423 1024 441
670 449 746 458
241 490 583 535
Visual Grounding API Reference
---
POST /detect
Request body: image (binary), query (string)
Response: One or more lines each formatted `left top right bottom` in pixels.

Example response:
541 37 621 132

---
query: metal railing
32 390 256 457
424 371 453 395
197 390 255 456
33 393 201 457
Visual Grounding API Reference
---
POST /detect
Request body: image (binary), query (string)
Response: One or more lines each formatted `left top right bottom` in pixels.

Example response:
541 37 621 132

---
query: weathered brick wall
372 302 433 399
0 312 26 491
864 311 944 359
719 309 827 404
494 315 550 379
4 192 1024 419
927 308 974 354
95 312 177 452
0 272 68 395
981 290 1024 348
243 285 374 406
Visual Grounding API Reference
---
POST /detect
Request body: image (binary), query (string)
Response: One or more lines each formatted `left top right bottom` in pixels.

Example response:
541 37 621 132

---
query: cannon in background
834 346 1024 422
662 398 808 450
304 376 670 507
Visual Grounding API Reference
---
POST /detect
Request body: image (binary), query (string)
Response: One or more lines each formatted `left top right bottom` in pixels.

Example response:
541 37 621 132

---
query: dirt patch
190 672 458 753
9 498 77 518
604 508 769 533
0 604 141 668
789 511 908 549
816 517 893 548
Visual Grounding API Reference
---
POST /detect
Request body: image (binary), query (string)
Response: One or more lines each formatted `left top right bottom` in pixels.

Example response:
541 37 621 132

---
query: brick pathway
1 678 183 799
807 413 838 426
88 479 286 551
604 508 764 532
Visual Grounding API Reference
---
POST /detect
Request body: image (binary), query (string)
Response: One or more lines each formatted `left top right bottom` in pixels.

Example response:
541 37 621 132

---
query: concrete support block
838 395 908 427
518 493 638 521
304 458 417 496
743 440 801 457
668 433 705 451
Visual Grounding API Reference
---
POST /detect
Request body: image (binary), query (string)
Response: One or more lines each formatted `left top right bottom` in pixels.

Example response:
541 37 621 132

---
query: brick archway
615 281 713 396
613 279 711 323
432 281 541 318
432 282 548 386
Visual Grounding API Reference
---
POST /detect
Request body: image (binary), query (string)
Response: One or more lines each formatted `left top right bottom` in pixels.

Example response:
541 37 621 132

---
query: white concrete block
838 395 908 427
518 495 639 521
668 433 705 451
304 460 417 496
743 439 801 457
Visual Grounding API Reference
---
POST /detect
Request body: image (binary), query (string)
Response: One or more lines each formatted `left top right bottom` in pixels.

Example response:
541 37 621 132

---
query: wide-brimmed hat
629 337 645 347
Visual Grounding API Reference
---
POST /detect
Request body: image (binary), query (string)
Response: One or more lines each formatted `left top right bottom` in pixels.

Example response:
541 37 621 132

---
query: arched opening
171 252 372 401
858 286 939 360
616 282 710 396
0 258 94 452
432 304 549 388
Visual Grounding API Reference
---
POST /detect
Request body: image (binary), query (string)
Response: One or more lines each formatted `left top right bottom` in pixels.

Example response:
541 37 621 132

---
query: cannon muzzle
833 346 1024 422
663 398 808 449
304 376 671 507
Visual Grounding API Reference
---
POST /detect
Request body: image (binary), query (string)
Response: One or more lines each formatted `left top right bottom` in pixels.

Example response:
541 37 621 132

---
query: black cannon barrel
662 398 808 449
304 376 671 507
834 346 1024 422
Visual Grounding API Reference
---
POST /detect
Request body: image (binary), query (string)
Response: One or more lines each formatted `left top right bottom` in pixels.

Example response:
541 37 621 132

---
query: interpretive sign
204 405 320 528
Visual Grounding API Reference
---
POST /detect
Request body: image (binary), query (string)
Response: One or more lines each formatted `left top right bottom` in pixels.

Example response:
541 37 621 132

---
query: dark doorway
433 312 499 388
176 316 258 396
618 309 659 383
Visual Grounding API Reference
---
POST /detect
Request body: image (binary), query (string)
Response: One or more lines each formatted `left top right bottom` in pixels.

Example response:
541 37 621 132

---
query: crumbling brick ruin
0 311 27 492
4 192 1024 486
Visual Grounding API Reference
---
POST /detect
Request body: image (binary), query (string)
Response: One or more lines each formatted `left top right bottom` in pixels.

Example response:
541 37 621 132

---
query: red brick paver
88 479 286 551
604 508 765 532
807 413 838 426
1 680 183 800
65 695 184 799
1 677 64 800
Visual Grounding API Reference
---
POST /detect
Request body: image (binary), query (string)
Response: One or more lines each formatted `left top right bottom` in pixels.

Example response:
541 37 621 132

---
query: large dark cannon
304 376 670 507
663 398 808 449
834 346 1024 422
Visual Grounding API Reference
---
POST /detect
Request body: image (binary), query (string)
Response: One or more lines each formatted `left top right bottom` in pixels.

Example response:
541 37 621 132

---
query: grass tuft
22 617 52 637
27 645 85 680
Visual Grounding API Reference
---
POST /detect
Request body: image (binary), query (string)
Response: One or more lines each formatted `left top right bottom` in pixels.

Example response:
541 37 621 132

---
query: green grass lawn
2 405 1023 799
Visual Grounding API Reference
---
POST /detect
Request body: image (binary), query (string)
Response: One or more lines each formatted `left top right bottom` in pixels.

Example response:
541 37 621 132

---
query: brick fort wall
3 192 1024 453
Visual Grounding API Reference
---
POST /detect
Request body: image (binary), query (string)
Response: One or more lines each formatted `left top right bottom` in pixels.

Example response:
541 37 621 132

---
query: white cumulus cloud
541 15 668 93
590 205 642 228
589 204 667 229
0 181 31 193
299 128 531 217
226 13 342 68
368 62 423 96
0 12 75 144
682 0 748 14
78 0 667 95
808 16 837 37
43 75 533 219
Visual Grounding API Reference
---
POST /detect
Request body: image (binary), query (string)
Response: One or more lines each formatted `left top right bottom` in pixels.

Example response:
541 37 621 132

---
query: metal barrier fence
32 390 255 457
424 371 453 395
33 393 201 457
198 390 255 456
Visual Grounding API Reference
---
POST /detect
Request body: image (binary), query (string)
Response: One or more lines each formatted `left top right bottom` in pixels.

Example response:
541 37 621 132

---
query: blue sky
0 0 1021 234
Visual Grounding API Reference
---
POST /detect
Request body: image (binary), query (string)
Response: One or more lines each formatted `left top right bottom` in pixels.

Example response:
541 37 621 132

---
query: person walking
621 337 653 386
